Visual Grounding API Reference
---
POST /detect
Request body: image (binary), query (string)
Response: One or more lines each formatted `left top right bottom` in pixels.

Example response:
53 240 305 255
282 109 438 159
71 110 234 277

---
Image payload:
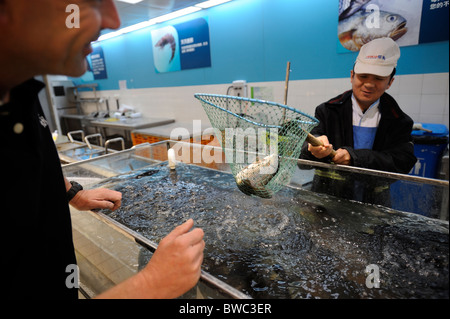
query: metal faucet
84 133 103 149
67 130 85 143
105 137 125 154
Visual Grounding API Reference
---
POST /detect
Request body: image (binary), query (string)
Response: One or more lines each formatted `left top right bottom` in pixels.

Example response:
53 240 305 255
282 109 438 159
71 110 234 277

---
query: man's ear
387 77 395 89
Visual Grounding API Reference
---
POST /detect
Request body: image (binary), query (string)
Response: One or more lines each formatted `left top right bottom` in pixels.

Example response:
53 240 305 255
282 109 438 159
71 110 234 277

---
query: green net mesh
195 94 319 198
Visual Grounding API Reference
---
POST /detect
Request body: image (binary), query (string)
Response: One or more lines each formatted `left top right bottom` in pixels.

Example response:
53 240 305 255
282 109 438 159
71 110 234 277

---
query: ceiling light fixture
97 20 156 41
97 0 233 42
195 0 232 9
116 0 144 4
149 6 202 24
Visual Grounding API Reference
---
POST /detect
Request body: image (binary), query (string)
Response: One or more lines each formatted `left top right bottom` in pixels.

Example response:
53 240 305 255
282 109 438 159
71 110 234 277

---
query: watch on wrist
67 181 83 202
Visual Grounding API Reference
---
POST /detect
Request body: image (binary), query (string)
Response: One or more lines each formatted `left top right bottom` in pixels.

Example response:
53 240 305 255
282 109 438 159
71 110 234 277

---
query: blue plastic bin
409 123 449 178
390 123 448 218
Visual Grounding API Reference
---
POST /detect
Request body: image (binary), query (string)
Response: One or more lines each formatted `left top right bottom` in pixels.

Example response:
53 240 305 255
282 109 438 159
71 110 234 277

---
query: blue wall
74 0 449 90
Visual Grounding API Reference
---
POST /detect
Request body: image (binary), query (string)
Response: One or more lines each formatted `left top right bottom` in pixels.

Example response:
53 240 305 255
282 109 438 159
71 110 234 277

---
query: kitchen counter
131 121 218 147
132 121 213 140
90 117 175 130
89 117 175 147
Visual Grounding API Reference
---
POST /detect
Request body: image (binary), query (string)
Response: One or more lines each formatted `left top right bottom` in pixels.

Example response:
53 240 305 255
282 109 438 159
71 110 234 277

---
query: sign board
151 17 212 73
338 0 449 52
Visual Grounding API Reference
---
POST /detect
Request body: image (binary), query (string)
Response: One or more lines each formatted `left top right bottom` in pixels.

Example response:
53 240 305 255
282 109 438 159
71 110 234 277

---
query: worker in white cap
300 37 416 204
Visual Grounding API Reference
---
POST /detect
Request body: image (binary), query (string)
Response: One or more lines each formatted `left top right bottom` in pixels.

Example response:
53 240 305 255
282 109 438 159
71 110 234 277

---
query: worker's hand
69 188 122 211
331 148 351 166
308 135 334 159
140 219 205 299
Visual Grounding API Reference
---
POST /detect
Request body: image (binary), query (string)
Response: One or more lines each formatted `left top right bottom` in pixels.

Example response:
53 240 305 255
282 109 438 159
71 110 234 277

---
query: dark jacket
300 90 417 174
0 79 78 299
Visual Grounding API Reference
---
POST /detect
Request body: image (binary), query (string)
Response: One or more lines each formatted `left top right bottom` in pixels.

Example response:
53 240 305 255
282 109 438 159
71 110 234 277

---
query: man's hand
95 219 205 299
307 135 351 165
331 148 351 165
308 135 335 159
140 219 205 299
70 188 122 211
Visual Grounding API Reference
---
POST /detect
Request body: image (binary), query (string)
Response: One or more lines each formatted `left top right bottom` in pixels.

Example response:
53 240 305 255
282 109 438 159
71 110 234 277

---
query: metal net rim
194 93 320 198
194 93 319 128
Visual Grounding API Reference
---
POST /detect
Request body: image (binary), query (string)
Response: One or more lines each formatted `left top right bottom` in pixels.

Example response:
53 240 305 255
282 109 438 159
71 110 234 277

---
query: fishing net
195 94 319 198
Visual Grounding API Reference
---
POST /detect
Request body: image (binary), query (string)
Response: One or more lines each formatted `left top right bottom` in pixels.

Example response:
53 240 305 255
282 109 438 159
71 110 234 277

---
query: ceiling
105 0 205 35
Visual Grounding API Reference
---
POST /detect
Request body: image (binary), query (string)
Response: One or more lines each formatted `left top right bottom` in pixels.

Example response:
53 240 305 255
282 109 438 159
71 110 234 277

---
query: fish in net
195 93 319 198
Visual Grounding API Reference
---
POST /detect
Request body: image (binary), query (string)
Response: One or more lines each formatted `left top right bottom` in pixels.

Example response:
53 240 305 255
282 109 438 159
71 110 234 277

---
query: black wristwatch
67 181 83 202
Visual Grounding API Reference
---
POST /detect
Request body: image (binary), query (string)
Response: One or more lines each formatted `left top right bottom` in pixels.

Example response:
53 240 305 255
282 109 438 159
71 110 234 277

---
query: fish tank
63 141 449 299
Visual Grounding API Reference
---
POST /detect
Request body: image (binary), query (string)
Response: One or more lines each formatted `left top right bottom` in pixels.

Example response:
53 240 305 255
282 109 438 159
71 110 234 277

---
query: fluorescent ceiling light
97 0 233 42
97 7 200 42
97 30 123 42
150 6 202 24
96 20 155 41
116 0 144 4
120 20 156 34
195 0 232 9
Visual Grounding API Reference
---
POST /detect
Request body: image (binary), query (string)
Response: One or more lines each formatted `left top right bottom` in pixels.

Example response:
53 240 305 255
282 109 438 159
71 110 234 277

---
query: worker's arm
95 219 205 299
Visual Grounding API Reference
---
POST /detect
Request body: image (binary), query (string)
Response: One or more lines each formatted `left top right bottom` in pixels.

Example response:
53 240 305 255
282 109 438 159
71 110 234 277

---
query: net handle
306 133 337 158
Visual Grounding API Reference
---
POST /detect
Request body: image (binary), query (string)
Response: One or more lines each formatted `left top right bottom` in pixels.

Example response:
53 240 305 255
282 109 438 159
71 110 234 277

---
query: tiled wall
78 72 449 129
393 73 449 127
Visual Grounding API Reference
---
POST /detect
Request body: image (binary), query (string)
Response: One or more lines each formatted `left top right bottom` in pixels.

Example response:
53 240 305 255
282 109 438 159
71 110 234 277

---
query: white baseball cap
354 37 400 77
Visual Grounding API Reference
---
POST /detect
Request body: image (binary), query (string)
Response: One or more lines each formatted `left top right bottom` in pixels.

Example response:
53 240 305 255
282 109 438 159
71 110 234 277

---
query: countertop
132 121 214 139
89 117 175 130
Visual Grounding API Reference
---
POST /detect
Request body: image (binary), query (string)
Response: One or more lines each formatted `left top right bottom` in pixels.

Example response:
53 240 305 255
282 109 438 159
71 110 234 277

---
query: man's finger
165 219 195 240
180 228 204 246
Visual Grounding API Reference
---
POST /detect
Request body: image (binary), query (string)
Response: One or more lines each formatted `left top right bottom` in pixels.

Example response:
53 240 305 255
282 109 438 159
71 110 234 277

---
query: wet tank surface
60 146 104 161
92 163 449 299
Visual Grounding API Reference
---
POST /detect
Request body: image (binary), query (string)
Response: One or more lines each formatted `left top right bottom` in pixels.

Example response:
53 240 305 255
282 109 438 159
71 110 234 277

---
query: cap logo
365 55 386 60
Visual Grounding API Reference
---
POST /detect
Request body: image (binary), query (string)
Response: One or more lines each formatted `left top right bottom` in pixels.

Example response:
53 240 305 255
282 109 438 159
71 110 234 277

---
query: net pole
283 61 291 123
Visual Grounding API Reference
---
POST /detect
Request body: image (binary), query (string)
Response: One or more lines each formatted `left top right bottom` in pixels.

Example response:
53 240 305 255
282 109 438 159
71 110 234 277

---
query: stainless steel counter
131 121 215 145
89 117 175 147
90 117 174 130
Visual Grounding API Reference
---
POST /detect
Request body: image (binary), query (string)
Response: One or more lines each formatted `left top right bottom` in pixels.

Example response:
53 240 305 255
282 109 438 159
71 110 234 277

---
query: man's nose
364 79 376 88
101 0 121 31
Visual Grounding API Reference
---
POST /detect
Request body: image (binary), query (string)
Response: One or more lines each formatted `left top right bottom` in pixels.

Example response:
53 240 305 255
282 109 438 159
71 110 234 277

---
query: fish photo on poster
151 25 182 73
338 0 423 52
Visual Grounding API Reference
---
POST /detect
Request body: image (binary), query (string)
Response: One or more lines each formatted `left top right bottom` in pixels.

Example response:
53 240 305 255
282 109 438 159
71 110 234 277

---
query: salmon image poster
338 0 449 52
151 17 211 73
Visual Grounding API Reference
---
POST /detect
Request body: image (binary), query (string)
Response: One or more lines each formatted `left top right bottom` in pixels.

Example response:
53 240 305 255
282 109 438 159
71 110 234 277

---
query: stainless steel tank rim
297 158 449 187
151 140 449 188
61 143 151 168
96 211 252 300
62 139 448 187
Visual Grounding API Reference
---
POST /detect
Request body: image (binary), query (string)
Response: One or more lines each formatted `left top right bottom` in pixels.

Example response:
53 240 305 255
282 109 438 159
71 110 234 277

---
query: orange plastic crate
131 132 168 146
131 131 221 163
132 132 219 146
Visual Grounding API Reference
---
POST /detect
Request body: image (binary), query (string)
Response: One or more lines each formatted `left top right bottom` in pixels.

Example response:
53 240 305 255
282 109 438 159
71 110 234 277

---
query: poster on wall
419 0 449 43
151 17 211 73
89 46 108 80
78 46 108 82
337 0 449 52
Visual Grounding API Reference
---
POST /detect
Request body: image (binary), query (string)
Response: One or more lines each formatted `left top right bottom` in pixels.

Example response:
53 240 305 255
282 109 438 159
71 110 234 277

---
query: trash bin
390 123 448 218
409 123 449 179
